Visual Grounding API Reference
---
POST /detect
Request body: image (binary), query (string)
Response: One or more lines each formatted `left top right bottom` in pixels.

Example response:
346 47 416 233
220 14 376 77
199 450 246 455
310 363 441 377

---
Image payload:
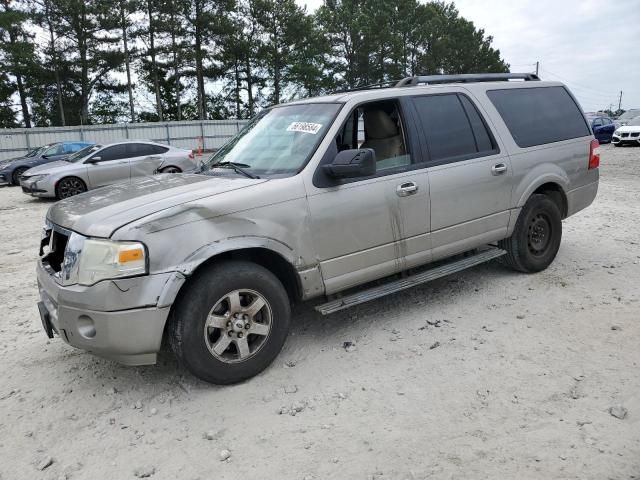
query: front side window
411 93 497 163
44 144 64 156
336 100 411 171
203 103 341 176
487 86 590 148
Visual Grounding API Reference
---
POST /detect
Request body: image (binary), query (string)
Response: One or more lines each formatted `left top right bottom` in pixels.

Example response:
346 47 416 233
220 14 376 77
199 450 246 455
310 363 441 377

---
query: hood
22 160 73 176
615 125 640 133
0 155 28 167
47 173 267 238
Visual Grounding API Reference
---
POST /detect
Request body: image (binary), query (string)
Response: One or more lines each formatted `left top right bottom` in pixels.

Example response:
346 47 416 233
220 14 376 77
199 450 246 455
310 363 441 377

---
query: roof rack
395 73 540 87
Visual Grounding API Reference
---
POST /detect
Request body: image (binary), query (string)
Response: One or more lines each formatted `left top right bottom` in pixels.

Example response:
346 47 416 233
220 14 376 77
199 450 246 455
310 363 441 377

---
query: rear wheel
168 260 291 384
55 177 87 199
11 167 28 186
499 194 562 273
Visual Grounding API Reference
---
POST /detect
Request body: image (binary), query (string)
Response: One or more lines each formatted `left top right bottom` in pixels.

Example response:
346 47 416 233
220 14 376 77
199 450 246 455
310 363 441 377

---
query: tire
499 194 562 273
160 166 181 173
168 260 291 384
55 176 87 199
11 167 28 186
613 142 621 147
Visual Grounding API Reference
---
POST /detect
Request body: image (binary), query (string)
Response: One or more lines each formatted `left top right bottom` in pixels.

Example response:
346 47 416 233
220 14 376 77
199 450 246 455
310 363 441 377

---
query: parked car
0 141 93 186
612 116 640 146
615 109 640 127
585 114 616 143
35 73 599 384
20 141 195 199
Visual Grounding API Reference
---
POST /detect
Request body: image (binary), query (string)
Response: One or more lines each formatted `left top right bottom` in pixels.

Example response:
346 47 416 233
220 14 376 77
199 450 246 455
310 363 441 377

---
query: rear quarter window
487 86 590 148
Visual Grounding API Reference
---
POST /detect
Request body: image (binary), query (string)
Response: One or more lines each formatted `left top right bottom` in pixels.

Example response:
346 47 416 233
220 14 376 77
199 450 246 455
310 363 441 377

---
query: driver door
306 99 431 295
85 144 131 188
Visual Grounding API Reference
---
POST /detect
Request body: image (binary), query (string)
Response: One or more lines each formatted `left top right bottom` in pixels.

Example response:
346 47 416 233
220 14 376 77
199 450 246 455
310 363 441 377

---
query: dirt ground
0 144 638 480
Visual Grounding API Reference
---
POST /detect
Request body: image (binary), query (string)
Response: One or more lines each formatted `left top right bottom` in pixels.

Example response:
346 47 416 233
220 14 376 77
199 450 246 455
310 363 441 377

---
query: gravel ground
0 144 638 480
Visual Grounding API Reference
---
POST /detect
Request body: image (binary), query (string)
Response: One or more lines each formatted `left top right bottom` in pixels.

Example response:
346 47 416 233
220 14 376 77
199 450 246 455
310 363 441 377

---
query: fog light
77 315 96 339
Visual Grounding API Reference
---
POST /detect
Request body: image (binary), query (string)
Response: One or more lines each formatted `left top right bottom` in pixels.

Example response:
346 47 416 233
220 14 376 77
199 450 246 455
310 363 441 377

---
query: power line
539 68 619 97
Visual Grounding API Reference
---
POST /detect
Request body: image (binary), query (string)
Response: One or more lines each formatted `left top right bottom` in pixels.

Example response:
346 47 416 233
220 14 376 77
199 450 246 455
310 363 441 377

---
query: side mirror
41 154 49 159
323 148 376 179
86 156 102 164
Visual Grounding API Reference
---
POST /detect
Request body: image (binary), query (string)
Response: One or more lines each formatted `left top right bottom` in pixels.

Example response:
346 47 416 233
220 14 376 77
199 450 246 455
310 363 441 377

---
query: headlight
78 238 147 286
61 233 148 286
24 174 48 182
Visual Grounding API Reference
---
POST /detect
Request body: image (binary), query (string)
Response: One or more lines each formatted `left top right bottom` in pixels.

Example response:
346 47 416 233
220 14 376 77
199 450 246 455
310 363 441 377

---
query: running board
315 247 506 315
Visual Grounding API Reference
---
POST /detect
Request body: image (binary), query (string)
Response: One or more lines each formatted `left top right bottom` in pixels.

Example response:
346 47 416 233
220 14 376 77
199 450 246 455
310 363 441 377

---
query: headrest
364 110 399 139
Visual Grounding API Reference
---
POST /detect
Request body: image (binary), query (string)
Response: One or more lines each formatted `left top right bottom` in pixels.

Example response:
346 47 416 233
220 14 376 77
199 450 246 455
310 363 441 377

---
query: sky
298 0 640 113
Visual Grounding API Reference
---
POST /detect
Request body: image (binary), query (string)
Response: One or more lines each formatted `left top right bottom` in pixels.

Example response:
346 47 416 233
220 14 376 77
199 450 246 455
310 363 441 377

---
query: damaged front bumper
36 260 176 365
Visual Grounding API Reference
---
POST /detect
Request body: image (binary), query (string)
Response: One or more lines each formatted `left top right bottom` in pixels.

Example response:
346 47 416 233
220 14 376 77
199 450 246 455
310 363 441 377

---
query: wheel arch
158 238 313 312
515 168 570 220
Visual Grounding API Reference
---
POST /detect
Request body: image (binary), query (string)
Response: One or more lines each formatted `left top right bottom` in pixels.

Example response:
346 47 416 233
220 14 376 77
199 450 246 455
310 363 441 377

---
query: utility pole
535 61 539 76
618 91 623 111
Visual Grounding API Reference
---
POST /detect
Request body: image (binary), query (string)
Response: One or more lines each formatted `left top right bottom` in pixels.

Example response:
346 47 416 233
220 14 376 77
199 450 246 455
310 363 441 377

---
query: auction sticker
287 122 323 134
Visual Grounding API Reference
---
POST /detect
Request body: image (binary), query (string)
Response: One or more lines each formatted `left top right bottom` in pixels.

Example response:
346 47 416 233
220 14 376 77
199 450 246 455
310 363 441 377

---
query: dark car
0 141 94 186
585 114 616 143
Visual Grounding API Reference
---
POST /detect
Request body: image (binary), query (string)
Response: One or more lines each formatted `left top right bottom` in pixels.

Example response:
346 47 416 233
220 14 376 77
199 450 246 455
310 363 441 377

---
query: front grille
621 132 630 138
630 132 640 138
41 229 69 273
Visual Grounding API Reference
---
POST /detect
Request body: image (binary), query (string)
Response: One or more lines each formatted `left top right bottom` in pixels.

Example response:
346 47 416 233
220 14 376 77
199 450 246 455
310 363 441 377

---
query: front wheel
499 194 562 273
168 261 291 384
160 166 181 173
55 177 87 199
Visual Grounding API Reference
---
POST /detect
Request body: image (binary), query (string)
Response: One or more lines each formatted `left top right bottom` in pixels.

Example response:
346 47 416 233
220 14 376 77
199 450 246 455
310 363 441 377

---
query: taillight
589 139 600 169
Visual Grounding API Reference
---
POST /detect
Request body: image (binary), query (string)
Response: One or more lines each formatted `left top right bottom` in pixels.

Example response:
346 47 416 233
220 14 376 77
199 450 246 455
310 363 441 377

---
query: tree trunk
147 0 163 121
121 1 135 122
194 0 206 120
245 56 253 117
170 14 181 121
7 27 31 128
45 0 65 126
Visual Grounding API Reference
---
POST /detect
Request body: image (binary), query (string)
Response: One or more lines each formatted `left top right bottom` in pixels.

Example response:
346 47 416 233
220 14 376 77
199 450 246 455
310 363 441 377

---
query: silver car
35 73 599 384
20 141 195 199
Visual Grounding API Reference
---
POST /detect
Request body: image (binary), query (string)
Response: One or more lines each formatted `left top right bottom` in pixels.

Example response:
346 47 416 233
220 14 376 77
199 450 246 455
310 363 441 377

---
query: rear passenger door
128 143 167 178
409 92 512 261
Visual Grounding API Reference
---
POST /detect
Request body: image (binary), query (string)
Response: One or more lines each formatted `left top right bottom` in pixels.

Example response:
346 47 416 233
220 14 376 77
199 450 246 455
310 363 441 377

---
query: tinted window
603 118 612 125
151 144 169 154
412 94 495 163
98 144 129 161
487 86 590 148
459 95 495 153
127 143 158 157
592 118 603 127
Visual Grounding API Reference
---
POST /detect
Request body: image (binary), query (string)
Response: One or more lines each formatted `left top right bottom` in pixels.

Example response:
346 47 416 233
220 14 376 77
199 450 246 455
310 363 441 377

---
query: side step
315 247 506 315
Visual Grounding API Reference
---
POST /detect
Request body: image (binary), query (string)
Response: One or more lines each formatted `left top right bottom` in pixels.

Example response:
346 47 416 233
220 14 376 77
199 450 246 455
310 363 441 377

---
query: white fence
0 120 248 161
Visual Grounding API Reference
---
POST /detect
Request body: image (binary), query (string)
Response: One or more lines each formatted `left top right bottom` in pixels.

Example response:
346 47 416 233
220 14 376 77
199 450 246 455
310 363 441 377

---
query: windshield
202 103 341 176
67 144 102 163
26 145 50 158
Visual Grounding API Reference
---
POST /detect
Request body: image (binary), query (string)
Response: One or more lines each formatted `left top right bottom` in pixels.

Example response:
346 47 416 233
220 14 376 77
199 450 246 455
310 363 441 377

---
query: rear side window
151 145 169 154
99 144 129 161
487 86 590 148
411 93 497 163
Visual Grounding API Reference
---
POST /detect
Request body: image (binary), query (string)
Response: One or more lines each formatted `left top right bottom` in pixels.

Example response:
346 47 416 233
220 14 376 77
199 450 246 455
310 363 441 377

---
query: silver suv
36 73 599 384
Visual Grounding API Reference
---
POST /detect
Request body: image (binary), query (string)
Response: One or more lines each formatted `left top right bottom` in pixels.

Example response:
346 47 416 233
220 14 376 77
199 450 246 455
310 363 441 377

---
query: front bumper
20 177 55 197
0 171 11 185
36 260 173 365
612 134 640 145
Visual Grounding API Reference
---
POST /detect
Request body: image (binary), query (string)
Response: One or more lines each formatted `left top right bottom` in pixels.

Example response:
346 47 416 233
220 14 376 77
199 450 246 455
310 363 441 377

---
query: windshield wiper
211 161 260 179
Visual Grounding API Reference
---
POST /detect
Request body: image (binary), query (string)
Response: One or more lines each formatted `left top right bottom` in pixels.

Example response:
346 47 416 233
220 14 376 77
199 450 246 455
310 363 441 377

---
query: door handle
491 163 507 175
396 181 418 197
